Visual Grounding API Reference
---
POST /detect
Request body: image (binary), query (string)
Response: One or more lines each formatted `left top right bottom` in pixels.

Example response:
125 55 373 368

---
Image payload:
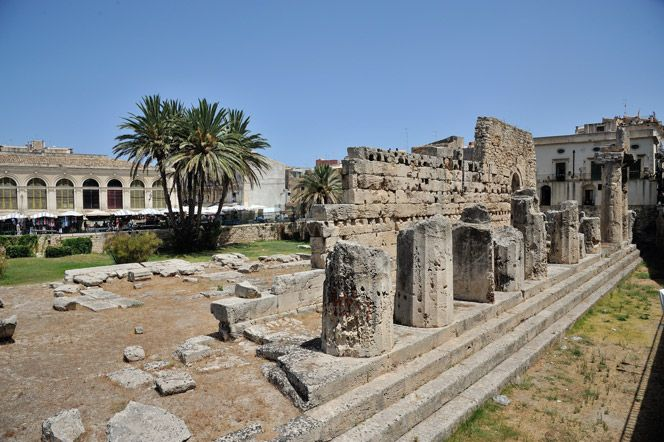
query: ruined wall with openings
308 117 537 268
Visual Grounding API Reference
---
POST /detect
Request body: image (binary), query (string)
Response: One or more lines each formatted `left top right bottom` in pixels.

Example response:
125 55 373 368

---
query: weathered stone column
578 233 586 259
596 134 626 244
394 215 453 328
511 191 547 279
624 210 636 244
493 226 524 291
579 216 601 254
548 200 580 264
453 204 495 303
321 241 393 357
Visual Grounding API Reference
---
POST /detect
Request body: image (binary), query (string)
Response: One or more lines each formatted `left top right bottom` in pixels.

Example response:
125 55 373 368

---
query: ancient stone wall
308 117 536 268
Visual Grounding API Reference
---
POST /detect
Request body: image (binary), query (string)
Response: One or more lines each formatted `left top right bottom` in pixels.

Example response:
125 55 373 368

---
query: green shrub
104 232 162 264
45 245 74 258
0 246 7 277
0 235 38 256
61 237 93 254
6 244 34 258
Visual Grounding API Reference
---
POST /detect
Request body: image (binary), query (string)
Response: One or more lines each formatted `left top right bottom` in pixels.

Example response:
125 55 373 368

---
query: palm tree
114 95 184 225
292 164 342 215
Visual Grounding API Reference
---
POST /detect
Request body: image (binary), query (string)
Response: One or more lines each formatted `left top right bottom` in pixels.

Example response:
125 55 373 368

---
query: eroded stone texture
596 150 624 244
460 204 491 224
453 220 494 303
0 315 17 340
493 226 524 291
548 200 580 264
511 193 547 279
106 401 191 442
394 215 453 327
41 408 85 442
321 241 393 357
624 210 636 244
578 233 586 259
579 216 601 254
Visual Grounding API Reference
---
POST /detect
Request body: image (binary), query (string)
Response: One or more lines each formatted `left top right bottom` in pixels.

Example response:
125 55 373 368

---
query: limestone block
394 215 453 327
624 210 636 244
548 200 580 264
321 241 393 357
460 204 491 224
511 193 547 279
41 408 85 442
123 345 145 362
128 269 152 282
215 422 263 442
234 281 260 299
155 370 196 396
453 223 494 303
579 216 601 254
493 226 524 291
0 315 17 340
106 401 191 442
107 367 154 389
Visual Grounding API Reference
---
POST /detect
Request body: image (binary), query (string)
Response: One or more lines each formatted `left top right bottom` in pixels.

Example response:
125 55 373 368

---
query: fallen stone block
182 277 198 283
155 370 196 396
133 283 144 289
237 262 264 274
53 297 77 311
52 284 81 297
106 401 191 442
174 336 215 364
159 268 179 277
258 254 300 263
214 422 263 442
0 315 17 340
73 272 107 287
234 281 260 299
199 271 243 281
211 294 278 335
128 269 152 282
115 298 144 309
41 408 85 442
0 297 3 308
134 325 144 334
144 360 170 371
107 367 154 389
123 345 145 362
212 253 247 269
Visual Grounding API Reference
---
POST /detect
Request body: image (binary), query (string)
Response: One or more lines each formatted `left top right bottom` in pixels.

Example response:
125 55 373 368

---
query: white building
534 115 663 210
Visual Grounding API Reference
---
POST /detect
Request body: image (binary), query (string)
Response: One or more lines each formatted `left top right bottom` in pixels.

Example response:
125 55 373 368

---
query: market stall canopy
30 211 58 219
85 210 110 217
113 209 137 216
137 208 162 216
0 212 26 220
60 210 83 217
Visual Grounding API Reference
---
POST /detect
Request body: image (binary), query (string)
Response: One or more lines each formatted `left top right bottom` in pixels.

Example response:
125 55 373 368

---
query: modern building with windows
0 140 167 217
534 114 663 211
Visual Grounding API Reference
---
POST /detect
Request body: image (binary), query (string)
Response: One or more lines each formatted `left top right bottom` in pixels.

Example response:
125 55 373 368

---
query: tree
115 96 270 251
291 164 342 215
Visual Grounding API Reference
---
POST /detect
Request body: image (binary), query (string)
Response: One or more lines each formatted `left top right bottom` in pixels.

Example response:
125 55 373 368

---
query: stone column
578 233 586 259
493 226 524 291
579 216 601 254
511 191 547 279
548 200 580 264
321 241 393 357
452 204 495 303
624 210 636 244
394 215 453 328
597 151 624 244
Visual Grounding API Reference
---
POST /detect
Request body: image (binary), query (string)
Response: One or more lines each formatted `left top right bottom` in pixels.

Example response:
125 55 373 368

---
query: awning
85 210 111 217
113 209 137 216
138 208 163 216
31 211 58 219
60 210 84 217
0 212 26 220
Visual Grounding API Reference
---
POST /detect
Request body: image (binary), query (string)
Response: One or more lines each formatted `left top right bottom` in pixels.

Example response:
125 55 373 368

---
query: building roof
0 152 136 170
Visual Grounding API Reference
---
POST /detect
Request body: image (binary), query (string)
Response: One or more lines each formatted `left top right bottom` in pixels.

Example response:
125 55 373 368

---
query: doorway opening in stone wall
511 172 522 193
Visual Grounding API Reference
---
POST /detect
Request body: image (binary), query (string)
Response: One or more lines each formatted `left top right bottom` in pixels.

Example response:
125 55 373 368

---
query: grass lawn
0 240 309 286
448 263 663 441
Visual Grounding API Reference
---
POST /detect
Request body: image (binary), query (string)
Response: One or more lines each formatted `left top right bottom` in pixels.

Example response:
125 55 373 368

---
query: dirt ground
0 262 316 441
450 263 664 442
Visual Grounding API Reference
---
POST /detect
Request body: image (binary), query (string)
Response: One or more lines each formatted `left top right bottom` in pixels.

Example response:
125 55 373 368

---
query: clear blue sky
1 0 663 167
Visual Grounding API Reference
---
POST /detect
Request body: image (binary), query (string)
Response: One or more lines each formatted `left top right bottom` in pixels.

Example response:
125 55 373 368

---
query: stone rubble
155 370 196 396
234 281 261 299
214 422 263 442
107 367 154 389
123 345 146 362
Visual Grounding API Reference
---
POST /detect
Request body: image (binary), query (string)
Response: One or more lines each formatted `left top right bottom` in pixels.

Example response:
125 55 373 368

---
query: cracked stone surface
106 401 191 442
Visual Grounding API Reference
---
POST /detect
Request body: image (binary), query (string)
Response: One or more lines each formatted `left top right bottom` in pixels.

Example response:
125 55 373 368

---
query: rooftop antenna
623 99 627 116
405 128 409 150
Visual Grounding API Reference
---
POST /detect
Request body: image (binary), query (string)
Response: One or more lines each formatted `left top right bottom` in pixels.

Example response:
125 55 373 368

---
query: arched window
56 179 74 209
107 179 123 209
0 177 18 210
27 178 47 210
540 185 552 206
130 180 145 209
83 179 100 209
152 180 166 209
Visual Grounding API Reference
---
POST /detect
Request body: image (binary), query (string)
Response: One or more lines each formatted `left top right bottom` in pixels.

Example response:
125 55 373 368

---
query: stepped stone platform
264 244 640 441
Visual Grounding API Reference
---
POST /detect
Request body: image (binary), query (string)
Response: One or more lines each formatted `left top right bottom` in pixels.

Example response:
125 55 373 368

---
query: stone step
399 249 642 441
331 248 641 442
274 246 635 441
